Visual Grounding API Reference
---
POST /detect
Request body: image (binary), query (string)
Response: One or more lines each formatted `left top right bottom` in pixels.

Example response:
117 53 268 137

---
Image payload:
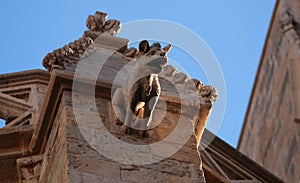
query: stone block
17 155 43 183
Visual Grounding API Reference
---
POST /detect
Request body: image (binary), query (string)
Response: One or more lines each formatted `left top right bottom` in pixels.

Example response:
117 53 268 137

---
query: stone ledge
0 125 34 159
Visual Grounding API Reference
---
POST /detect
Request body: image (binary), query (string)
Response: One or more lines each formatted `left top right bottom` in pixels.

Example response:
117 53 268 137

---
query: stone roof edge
0 125 34 159
202 129 284 182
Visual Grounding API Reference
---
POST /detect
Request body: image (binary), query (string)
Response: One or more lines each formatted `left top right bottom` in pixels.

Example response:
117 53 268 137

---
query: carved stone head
134 40 172 75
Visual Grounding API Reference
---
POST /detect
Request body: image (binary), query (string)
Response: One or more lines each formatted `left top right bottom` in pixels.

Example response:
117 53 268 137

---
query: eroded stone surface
17 155 43 183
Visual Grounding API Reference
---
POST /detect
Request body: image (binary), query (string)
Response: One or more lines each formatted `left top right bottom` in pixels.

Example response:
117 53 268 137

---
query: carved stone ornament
280 11 293 32
112 39 218 138
112 40 172 137
84 11 121 39
280 10 300 47
42 11 121 72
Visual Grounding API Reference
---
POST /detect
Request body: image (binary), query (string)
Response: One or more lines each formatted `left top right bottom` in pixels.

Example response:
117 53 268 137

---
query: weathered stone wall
38 103 69 183
36 90 206 183
238 0 300 182
64 90 205 183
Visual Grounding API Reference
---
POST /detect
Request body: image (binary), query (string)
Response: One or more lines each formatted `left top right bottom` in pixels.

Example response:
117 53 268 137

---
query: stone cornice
0 69 49 88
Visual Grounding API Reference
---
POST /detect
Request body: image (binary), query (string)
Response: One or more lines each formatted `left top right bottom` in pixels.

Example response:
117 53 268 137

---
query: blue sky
0 1 275 147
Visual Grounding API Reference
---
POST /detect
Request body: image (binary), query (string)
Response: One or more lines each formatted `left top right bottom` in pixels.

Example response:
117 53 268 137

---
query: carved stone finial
84 11 121 39
103 19 121 35
43 11 123 72
86 11 107 31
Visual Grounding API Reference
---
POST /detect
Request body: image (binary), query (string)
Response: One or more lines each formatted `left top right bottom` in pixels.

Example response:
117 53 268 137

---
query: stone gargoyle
112 40 171 137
